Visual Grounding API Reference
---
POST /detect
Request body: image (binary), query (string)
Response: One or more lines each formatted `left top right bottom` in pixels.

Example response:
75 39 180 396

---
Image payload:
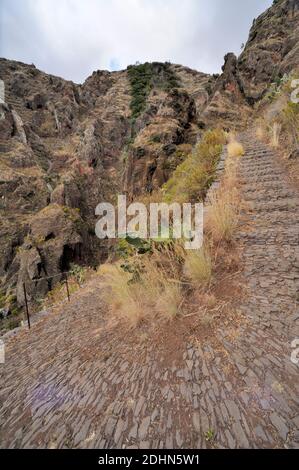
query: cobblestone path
0 133 298 448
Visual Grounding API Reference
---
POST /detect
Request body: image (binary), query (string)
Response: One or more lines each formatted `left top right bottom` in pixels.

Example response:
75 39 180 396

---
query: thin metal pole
23 282 31 330
65 273 70 302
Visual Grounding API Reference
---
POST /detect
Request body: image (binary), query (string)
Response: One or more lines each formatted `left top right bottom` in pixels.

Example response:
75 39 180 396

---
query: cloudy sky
0 0 272 83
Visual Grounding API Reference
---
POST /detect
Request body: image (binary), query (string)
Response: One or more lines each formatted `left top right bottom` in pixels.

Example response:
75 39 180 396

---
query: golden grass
100 253 183 327
223 156 239 190
143 245 184 320
204 135 243 243
184 246 212 285
206 187 240 243
100 264 143 325
256 126 265 140
155 281 182 319
206 143 242 244
269 122 281 148
227 140 245 158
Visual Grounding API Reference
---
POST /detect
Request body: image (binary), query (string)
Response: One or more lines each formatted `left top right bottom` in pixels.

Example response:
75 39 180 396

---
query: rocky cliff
0 0 298 312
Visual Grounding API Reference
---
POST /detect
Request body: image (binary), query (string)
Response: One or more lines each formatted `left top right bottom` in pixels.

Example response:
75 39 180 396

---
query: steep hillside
0 59 213 313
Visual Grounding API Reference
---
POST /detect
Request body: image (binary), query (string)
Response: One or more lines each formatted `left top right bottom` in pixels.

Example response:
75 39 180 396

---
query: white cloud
0 0 272 83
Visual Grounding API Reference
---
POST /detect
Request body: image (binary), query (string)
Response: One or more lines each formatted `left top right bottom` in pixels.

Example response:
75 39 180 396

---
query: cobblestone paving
0 133 298 448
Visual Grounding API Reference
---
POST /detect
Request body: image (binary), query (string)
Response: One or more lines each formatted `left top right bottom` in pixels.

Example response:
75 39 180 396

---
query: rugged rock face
202 53 251 126
123 87 198 197
0 59 214 305
203 0 299 121
237 0 299 102
15 204 84 305
0 0 298 307
0 60 131 305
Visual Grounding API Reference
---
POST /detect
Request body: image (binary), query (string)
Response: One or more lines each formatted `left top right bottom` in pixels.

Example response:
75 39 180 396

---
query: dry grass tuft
205 136 243 243
100 253 183 327
223 156 240 191
100 264 143 326
227 140 245 158
256 126 265 140
141 253 182 320
184 246 212 285
155 282 182 319
206 187 240 243
269 122 281 148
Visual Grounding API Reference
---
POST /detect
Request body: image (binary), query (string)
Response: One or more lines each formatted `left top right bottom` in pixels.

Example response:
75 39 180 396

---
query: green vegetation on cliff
127 62 180 122
163 129 226 203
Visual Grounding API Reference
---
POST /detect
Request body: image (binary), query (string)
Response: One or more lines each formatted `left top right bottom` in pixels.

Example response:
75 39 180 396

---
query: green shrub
162 129 226 203
69 263 86 284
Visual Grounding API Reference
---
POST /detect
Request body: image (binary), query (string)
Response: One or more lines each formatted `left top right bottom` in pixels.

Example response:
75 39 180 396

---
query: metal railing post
65 273 70 302
23 282 31 330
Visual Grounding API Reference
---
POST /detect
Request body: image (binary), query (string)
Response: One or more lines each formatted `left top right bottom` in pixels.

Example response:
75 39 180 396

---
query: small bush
69 263 86 284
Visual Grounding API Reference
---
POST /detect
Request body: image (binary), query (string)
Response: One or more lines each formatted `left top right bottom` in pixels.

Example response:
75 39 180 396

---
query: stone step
241 164 277 173
241 157 276 164
244 147 272 153
250 201 299 213
241 162 281 171
240 175 285 184
241 181 294 193
237 236 298 246
246 212 299 223
237 229 299 240
241 170 287 178
240 157 275 165
245 221 299 231
247 191 298 201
